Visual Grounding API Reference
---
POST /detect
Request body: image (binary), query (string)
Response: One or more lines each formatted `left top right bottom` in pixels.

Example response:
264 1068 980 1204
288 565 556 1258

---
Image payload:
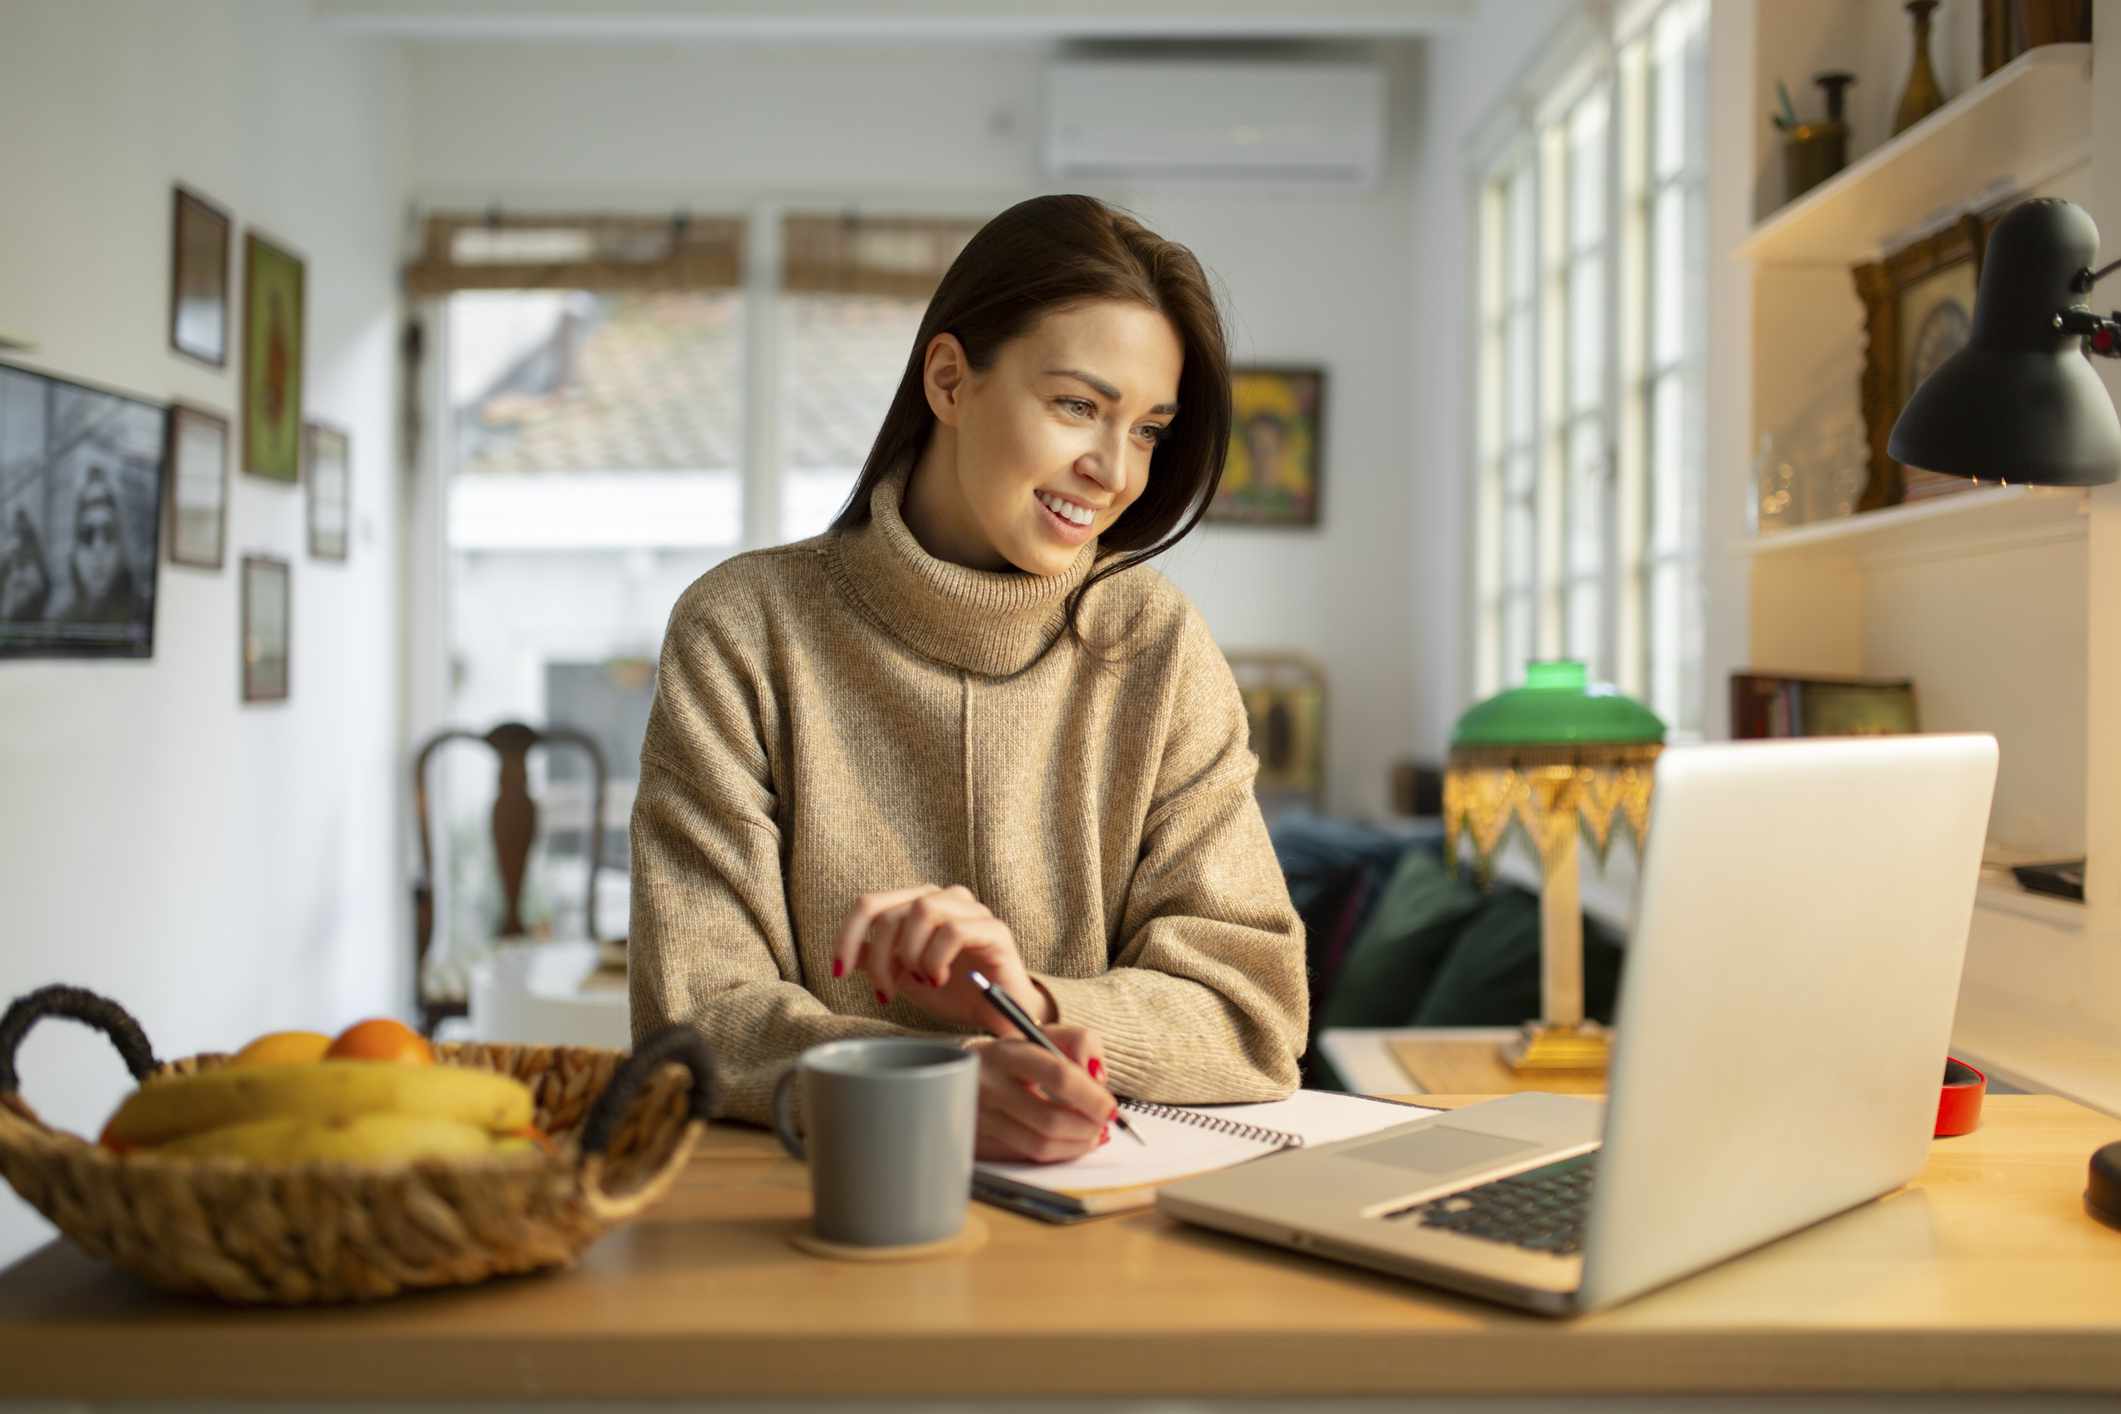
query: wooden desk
0 1097 2118 1403
1320 1026 1607 1096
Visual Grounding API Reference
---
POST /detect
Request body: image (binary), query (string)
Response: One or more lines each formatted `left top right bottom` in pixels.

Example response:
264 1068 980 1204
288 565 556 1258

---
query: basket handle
0 985 159 1099
575 1023 717 1221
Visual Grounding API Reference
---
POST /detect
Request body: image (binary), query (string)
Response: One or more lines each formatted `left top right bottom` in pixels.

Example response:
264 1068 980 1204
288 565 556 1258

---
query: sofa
1268 811 1627 1091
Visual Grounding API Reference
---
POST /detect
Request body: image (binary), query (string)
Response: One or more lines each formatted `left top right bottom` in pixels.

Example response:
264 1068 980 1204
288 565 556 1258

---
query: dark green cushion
1315 849 1486 1029
1411 885 1624 1027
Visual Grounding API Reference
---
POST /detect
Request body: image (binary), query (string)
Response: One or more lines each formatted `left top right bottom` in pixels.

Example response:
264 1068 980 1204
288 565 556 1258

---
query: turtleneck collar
824 459 1099 677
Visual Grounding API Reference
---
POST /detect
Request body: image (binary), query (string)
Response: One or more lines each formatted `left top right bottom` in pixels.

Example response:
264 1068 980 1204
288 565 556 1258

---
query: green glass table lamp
1444 660 1666 1073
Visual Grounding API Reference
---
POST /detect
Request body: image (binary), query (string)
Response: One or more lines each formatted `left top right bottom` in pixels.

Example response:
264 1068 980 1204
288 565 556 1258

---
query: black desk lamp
1888 197 2121 487
1887 197 2121 1228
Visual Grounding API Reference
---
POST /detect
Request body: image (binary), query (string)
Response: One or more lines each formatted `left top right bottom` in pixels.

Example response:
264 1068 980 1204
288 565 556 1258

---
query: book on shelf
1729 671 1918 739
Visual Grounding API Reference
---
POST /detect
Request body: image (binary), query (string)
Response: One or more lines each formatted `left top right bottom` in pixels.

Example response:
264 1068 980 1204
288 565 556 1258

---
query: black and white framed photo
305 420 349 562
169 185 232 369
241 553 289 703
167 402 229 570
0 361 165 659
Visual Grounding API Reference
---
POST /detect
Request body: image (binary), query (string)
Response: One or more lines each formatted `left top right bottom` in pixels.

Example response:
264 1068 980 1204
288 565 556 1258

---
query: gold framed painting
1208 365 1324 527
1226 650 1326 813
1981 0 2092 77
1853 210 1996 508
242 231 306 483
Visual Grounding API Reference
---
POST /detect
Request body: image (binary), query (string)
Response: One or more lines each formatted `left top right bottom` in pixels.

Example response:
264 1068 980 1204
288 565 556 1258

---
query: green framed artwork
242 231 306 482
1208 365 1324 527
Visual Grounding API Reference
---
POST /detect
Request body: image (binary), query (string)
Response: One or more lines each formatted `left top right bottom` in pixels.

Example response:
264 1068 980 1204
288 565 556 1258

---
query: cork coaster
788 1213 990 1263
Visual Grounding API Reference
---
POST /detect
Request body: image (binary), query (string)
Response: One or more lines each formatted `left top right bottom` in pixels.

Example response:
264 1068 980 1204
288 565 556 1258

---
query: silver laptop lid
1577 734 1997 1311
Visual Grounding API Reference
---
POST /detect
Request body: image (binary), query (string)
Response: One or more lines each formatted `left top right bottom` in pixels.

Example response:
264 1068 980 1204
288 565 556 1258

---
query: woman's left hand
831 884 1051 1035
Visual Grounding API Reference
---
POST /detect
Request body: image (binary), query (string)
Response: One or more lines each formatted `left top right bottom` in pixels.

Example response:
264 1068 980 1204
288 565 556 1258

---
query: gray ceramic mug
771 1037 980 1247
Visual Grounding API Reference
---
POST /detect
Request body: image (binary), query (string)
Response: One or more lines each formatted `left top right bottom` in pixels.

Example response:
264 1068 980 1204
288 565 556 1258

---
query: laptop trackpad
1342 1125 1541 1176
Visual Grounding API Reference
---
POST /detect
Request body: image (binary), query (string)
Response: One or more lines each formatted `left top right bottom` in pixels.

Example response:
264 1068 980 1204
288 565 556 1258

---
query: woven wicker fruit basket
0 984 718 1305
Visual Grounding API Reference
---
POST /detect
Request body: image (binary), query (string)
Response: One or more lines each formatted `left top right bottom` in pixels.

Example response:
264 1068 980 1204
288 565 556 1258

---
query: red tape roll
1936 1057 1987 1137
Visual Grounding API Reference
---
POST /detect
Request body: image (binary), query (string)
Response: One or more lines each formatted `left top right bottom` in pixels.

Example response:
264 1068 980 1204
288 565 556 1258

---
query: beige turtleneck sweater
628 463 1308 1123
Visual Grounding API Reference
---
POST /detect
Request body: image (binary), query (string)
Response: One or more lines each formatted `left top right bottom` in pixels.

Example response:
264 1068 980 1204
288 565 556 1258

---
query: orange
323 1018 434 1065
503 1123 555 1155
231 1030 334 1066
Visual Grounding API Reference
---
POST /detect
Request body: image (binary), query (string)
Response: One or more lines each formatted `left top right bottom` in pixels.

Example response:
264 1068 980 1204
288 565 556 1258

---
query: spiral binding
1119 1098 1305 1149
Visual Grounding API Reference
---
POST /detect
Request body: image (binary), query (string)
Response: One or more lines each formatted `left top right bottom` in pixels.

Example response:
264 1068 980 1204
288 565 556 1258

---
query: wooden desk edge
0 1096 2116 1402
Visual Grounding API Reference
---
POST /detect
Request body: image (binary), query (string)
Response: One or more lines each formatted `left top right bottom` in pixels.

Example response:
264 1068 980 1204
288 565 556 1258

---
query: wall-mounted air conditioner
1043 59 1386 190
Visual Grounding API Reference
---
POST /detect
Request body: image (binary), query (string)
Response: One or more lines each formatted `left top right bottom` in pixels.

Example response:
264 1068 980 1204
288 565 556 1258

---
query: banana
103 1060 533 1148
157 1112 500 1164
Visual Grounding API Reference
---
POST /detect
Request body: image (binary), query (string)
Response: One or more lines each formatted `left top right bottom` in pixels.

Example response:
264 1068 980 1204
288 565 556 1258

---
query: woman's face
919 299 1182 576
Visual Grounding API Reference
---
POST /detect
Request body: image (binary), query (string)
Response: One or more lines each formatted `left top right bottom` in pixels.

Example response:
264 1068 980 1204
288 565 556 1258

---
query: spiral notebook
973 1089 1437 1222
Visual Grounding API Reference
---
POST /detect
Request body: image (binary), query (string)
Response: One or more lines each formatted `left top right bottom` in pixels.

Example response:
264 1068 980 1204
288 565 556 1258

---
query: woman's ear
922 332 971 428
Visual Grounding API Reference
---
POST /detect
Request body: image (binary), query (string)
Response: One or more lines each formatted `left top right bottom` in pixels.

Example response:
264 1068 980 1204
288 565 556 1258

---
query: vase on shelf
1894 0 1946 135
1782 71 1854 202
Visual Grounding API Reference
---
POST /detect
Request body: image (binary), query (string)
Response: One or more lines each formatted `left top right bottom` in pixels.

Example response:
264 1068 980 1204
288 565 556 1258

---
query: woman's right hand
963 1024 1119 1164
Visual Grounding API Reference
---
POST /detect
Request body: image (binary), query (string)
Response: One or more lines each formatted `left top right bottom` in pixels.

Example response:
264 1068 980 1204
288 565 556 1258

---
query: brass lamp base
1499 1021 1611 1073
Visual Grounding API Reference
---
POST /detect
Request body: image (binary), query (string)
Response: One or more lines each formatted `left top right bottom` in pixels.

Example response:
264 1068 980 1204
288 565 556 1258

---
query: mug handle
771 1065 805 1160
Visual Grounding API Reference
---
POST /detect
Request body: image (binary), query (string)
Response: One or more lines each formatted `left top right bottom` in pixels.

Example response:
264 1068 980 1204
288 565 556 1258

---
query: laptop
1158 734 1999 1315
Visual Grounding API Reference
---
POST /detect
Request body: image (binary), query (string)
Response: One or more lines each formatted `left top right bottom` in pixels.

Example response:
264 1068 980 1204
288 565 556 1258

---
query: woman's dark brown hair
828 193 1232 666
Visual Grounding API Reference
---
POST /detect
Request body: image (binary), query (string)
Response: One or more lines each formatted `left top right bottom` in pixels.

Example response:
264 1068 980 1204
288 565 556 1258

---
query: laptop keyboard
1382 1152 1598 1257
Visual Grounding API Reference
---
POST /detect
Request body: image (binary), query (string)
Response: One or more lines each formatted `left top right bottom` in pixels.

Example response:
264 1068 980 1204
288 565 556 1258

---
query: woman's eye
1058 397 1095 417
1139 424 1170 445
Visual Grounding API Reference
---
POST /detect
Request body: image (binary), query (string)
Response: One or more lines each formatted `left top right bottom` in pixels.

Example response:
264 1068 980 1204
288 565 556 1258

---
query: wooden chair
411 721 611 1038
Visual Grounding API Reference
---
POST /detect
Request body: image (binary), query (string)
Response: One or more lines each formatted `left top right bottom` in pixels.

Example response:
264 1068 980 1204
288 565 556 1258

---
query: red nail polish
832 959 844 978
875 990 889 1005
1101 1125 1110 1143
1108 1107 1119 1121
1088 1057 1103 1079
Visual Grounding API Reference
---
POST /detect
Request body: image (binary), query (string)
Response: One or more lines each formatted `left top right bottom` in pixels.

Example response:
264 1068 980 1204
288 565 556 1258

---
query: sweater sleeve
1031 605 1309 1103
628 583 920 1124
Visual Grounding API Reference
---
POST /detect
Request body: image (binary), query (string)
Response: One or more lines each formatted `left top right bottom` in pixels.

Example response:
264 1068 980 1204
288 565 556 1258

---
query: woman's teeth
1037 491 1093 526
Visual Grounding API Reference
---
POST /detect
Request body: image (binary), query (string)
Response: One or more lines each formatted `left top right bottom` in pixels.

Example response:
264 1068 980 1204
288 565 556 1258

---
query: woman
629 194 1307 1164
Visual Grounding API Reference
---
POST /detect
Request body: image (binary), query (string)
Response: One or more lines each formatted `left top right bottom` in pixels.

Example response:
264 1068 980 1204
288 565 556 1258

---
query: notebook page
976 1090 1437 1197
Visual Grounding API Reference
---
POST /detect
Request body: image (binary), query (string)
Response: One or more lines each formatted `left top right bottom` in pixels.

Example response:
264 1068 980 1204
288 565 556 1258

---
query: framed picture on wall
169 185 232 368
0 361 166 659
241 231 306 483
1853 210 1998 508
1207 365 1325 527
241 553 290 703
305 421 349 562
167 402 229 570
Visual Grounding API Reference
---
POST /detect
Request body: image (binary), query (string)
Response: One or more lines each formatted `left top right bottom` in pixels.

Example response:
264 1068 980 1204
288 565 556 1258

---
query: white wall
1403 0 1577 756
405 38 1425 821
0 2 409 1267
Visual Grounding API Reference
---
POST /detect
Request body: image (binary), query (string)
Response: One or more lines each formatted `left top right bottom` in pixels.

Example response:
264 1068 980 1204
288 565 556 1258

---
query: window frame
1464 0 1708 739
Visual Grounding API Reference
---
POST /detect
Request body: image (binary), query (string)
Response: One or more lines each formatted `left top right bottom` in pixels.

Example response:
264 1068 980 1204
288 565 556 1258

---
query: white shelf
1733 483 2088 564
1974 877 2086 932
1951 980 2121 1120
1737 43 2091 267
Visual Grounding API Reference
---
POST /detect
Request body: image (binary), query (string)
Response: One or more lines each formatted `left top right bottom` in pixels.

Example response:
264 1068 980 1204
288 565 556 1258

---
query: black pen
967 969 1144 1146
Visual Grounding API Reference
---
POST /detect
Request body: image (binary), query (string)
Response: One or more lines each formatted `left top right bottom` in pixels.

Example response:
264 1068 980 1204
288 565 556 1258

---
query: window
1472 0 1708 735
410 211 974 977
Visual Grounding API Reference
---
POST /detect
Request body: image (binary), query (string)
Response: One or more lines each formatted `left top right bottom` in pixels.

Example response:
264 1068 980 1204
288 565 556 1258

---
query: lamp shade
1450 659 1666 749
1887 198 2121 487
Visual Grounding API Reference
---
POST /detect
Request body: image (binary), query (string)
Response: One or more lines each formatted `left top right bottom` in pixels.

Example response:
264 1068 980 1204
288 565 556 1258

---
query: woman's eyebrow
1044 368 1179 416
